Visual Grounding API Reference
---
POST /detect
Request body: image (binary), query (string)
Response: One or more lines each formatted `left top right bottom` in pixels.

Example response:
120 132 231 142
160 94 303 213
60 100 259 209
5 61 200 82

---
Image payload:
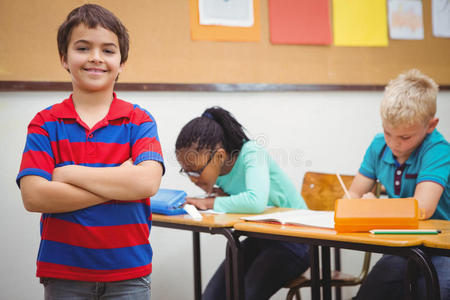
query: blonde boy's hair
380 69 439 127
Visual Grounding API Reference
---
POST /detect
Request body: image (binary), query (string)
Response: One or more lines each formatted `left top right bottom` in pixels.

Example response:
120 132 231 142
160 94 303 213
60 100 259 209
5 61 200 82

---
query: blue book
151 188 187 215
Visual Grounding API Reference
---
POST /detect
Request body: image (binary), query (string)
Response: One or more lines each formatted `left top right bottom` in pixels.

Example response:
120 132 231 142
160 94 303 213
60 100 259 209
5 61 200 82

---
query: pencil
336 173 351 199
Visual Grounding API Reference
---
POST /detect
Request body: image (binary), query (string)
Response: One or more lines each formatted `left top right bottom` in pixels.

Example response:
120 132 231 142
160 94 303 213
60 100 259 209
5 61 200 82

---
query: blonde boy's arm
348 172 377 199
52 160 163 201
414 181 444 219
20 175 109 213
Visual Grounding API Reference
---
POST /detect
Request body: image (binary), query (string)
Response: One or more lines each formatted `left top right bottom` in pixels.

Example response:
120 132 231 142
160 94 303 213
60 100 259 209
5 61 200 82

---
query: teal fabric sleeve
418 139 450 220
214 144 269 213
417 142 450 188
358 134 384 180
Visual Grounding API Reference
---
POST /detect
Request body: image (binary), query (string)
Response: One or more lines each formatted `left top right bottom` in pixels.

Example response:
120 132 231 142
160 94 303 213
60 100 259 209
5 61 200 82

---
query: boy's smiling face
383 118 438 164
61 23 123 93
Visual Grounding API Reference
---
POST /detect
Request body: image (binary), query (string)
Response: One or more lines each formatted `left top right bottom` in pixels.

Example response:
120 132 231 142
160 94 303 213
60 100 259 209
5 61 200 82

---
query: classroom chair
283 172 377 300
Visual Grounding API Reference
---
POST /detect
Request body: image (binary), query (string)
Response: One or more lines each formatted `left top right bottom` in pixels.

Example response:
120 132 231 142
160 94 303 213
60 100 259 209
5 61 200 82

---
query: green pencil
369 229 441 235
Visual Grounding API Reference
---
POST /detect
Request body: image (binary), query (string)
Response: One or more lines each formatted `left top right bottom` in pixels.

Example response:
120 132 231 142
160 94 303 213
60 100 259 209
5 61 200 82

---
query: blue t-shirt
359 129 450 220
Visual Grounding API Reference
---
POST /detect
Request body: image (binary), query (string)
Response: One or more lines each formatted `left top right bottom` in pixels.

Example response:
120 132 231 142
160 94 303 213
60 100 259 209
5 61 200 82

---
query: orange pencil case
334 198 419 233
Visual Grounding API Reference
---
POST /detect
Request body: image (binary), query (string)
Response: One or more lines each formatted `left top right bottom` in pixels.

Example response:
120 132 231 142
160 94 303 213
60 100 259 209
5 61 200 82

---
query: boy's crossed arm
52 159 163 201
20 175 108 213
20 159 163 214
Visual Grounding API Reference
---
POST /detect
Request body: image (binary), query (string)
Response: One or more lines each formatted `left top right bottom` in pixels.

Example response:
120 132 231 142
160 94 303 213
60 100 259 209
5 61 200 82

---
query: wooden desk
421 220 450 254
411 220 450 300
152 207 288 300
234 220 444 300
418 218 450 294
423 234 450 252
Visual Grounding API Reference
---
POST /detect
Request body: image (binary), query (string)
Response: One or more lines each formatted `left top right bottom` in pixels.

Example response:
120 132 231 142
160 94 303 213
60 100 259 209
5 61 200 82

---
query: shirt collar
107 93 133 120
51 93 132 120
382 136 428 167
381 146 397 165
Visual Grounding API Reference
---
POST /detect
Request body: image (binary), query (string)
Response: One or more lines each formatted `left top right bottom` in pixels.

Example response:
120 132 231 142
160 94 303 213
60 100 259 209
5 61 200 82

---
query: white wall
1 90 449 300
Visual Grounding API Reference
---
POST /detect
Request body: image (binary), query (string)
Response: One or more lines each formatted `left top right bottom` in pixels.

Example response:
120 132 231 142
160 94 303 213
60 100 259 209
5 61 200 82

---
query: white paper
388 0 424 40
432 0 450 37
198 0 254 27
184 204 203 220
242 209 335 229
199 209 225 215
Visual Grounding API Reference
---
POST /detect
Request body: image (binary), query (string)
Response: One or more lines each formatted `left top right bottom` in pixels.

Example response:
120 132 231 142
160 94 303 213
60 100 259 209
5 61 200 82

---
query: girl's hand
211 187 228 197
362 192 377 199
185 197 215 210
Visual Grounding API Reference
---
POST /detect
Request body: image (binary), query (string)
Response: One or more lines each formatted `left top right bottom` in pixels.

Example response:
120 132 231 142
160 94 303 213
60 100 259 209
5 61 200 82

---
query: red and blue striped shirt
17 93 164 282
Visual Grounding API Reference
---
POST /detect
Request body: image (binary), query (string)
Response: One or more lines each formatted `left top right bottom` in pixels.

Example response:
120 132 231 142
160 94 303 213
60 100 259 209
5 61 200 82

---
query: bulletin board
0 0 449 91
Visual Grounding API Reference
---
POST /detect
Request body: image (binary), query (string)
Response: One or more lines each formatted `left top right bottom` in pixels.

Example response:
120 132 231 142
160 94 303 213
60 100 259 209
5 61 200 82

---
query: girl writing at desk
175 106 309 300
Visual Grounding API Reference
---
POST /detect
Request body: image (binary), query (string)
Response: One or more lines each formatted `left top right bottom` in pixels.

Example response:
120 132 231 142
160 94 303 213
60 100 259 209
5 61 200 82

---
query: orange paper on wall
189 0 260 42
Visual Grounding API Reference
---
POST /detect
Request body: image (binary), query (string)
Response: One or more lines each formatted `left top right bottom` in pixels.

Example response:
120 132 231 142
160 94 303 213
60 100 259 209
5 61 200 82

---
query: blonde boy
350 69 449 300
17 4 163 299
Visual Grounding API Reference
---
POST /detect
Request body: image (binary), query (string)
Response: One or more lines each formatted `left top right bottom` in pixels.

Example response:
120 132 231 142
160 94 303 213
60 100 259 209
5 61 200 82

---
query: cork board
0 0 449 86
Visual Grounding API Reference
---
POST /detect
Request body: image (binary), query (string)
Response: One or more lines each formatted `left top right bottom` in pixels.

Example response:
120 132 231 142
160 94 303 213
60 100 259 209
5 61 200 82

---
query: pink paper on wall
269 0 332 45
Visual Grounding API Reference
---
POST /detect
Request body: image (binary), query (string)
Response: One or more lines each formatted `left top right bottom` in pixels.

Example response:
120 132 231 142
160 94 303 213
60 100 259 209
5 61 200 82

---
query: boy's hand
52 165 73 183
52 158 134 183
185 197 215 210
120 158 134 167
362 192 377 199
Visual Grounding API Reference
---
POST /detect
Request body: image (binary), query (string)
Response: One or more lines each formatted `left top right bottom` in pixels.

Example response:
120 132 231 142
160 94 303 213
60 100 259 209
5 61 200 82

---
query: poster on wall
432 0 450 38
190 0 260 42
199 0 254 27
333 0 388 47
388 0 424 40
268 0 332 45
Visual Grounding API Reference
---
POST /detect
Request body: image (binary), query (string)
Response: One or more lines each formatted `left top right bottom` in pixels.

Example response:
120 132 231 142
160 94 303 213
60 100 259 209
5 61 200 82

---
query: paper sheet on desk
199 209 225 215
242 209 335 229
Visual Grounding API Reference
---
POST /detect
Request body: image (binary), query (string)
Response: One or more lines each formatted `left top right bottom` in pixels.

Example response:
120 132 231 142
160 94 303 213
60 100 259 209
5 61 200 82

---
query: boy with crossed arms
17 4 164 299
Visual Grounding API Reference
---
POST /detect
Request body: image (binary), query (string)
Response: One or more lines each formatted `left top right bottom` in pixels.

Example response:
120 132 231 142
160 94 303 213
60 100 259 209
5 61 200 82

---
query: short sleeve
16 113 55 187
358 136 380 180
417 142 450 188
130 106 165 174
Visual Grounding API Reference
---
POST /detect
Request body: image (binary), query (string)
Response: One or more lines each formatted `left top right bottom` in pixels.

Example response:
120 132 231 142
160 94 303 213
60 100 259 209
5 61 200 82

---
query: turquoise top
359 129 450 220
214 141 307 213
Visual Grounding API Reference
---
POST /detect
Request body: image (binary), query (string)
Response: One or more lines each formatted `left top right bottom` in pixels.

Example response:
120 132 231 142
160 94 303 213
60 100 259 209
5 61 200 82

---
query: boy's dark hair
57 4 129 64
175 107 249 155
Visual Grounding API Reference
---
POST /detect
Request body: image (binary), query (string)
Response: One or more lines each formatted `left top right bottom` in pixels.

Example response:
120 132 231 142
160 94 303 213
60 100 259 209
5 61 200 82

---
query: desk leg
232 240 244 300
310 245 321 300
334 248 342 300
225 244 233 300
193 232 202 300
321 246 332 300
405 256 419 300
221 229 243 300
407 248 440 300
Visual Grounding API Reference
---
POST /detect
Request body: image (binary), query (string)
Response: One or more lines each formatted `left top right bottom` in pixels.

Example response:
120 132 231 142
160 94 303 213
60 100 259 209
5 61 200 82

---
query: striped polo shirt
17 93 164 282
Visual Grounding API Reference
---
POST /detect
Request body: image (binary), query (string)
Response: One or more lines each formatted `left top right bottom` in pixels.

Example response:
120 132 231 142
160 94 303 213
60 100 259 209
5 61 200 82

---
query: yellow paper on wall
332 0 388 47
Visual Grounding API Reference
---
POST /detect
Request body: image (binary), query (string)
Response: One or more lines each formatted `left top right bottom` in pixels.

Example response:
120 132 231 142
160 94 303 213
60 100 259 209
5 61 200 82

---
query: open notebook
241 209 335 229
